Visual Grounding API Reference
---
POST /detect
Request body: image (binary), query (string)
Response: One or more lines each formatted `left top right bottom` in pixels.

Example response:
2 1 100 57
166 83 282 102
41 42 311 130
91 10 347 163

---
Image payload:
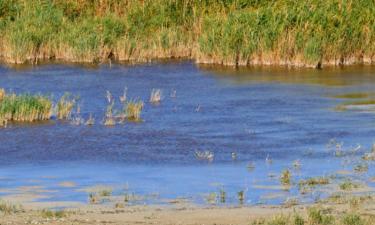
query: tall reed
56 93 76 120
0 93 52 123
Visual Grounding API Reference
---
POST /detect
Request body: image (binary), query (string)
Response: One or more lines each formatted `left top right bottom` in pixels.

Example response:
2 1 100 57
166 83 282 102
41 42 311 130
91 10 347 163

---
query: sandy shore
1 194 375 225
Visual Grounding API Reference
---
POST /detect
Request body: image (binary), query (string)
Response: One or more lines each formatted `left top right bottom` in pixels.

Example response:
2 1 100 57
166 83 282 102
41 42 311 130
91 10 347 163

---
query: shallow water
0 62 375 206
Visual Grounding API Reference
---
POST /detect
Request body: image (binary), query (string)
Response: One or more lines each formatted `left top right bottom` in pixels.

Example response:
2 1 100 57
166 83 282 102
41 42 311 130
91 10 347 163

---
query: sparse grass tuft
56 93 76 120
342 213 364 225
280 169 291 185
126 100 144 122
0 200 22 214
40 209 67 218
150 89 162 104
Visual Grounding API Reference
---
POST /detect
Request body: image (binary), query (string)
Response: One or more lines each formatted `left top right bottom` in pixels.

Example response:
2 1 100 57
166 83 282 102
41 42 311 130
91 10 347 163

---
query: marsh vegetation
1 0 375 67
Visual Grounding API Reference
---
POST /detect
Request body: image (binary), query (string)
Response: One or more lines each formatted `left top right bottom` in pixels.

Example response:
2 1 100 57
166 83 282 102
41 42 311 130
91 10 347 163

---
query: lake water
0 61 375 207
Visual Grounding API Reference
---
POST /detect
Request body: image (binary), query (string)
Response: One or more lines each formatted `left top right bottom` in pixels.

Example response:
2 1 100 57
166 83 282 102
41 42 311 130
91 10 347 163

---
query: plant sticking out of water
104 91 116 126
56 93 76 120
150 89 162 104
247 162 255 172
125 99 144 122
85 113 95 126
70 104 85 125
206 192 217 205
354 163 368 173
237 190 245 205
299 177 330 189
195 150 214 162
88 193 99 204
99 189 112 197
339 179 359 191
0 93 52 124
219 188 226 203
293 160 302 169
280 169 291 186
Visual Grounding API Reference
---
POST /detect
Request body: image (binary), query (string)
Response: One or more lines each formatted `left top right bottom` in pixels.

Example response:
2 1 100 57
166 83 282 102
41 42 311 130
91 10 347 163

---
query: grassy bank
0 0 375 68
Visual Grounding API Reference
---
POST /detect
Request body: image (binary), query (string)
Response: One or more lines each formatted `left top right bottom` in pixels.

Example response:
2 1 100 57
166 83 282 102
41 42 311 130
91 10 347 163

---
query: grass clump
299 177 329 187
0 92 52 123
308 207 335 225
0 200 22 214
340 180 359 191
280 169 291 186
342 213 364 225
40 209 66 218
56 93 76 120
126 100 144 122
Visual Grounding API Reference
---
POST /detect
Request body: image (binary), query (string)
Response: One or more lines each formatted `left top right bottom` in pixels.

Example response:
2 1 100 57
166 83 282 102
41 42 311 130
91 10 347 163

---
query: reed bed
1 0 375 67
0 93 52 124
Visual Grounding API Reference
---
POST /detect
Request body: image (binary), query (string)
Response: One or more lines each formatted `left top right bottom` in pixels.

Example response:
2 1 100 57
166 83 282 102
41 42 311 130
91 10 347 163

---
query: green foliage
1 0 375 65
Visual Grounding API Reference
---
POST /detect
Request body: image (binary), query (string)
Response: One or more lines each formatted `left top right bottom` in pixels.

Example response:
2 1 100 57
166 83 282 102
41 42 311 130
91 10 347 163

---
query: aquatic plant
150 89 162 104
88 193 99 204
354 163 368 173
125 99 144 122
56 93 76 120
299 177 329 188
340 180 359 191
1 0 375 67
85 113 95 126
104 91 116 126
99 189 112 197
195 150 214 162
237 190 245 205
0 93 52 123
280 169 291 186
219 188 226 203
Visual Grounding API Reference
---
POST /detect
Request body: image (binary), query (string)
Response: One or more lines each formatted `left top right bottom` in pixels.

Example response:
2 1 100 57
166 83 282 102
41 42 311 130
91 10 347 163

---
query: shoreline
1 55 374 70
1 195 375 225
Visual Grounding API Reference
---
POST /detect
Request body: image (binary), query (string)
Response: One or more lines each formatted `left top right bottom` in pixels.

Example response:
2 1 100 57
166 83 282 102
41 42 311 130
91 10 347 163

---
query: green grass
1 0 375 66
0 92 52 123
56 93 76 120
40 209 67 218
